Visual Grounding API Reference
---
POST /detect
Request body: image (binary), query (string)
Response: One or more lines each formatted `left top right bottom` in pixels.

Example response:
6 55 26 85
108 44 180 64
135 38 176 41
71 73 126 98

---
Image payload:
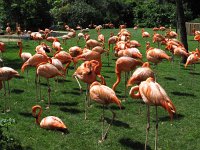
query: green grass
1 28 200 150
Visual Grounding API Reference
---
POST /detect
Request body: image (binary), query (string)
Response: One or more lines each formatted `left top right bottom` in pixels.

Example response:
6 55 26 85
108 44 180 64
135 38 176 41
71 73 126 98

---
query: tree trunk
176 0 188 63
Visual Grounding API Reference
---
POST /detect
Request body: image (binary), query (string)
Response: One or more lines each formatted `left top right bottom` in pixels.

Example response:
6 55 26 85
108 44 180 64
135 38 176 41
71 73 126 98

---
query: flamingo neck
129 86 141 99
18 45 22 58
35 107 42 125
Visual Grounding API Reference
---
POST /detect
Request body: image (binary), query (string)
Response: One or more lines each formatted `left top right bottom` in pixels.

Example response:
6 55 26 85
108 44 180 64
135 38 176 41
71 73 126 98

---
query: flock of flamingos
1 23 200 149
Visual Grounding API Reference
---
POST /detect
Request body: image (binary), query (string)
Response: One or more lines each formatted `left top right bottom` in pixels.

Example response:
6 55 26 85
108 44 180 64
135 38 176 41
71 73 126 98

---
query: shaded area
158 113 184 122
103 75 110 79
60 107 83 114
171 91 196 97
105 70 115 73
104 117 131 129
19 112 32 118
56 79 72 83
11 89 24 94
164 77 176 81
95 105 125 110
51 101 78 107
189 72 200 76
119 138 151 150
15 76 25 79
61 90 81 95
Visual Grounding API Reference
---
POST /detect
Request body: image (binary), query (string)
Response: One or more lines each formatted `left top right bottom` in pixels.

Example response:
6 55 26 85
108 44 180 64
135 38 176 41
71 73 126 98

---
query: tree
176 0 188 63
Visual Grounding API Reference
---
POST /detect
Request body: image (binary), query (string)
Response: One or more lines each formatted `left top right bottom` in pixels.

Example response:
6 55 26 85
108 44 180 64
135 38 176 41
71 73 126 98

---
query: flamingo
194 34 200 49
184 52 200 68
73 60 104 119
0 42 5 64
152 33 166 48
69 46 83 57
97 31 105 46
146 42 171 66
21 53 52 101
17 41 32 62
52 38 63 52
89 81 121 142
77 32 84 44
86 39 103 49
142 28 150 42
127 62 155 86
129 77 176 150
32 105 68 132
36 62 64 109
112 56 143 100
0 67 20 112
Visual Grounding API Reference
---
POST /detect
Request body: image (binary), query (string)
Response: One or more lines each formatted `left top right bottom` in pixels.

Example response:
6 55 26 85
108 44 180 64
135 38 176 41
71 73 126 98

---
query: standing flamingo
142 28 150 42
0 42 5 61
36 62 64 109
89 81 121 142
73 60 105 119
129 77 176 150
0 67 20 112
112 56 143 100
17 41 32 62
32 105 68 132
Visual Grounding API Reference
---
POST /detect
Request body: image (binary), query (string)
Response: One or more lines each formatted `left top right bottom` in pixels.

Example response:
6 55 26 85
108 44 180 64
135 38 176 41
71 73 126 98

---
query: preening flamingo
89 81 121 142
127 62 155 86
32 105 68 132
36 62 64 109
112 56 143 100
129 77 176 150
0 67 20 112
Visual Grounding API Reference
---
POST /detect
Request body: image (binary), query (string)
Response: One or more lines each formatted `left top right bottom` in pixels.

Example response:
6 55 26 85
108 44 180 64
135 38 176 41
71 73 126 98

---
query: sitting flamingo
32 105 68 132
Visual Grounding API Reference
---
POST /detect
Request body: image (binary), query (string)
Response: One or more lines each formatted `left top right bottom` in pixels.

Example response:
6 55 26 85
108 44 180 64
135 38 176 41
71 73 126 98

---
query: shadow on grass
104 75 110 79
119 138 151 150
19 112 32 118
61 90 81 95
51 101 78 107
105 70 115 73
164 77 176 81
95 105 125 110
15 76 25 79
157 113 184 122
189 72 200 76
4 59 22 70
11 89 24 94
104 117 131 129
171 91 196 97
56 78 72 83
60 107 83 114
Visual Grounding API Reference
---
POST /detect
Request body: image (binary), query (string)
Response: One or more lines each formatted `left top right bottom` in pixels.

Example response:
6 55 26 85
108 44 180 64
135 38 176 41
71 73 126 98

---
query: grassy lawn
1 28 200 150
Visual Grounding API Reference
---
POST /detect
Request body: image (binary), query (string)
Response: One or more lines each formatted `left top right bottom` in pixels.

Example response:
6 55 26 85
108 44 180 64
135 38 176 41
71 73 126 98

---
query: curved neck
35 107 42 125
129 86 141 99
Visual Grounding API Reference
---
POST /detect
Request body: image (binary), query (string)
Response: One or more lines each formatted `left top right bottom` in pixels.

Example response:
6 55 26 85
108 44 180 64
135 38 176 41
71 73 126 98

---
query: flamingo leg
35 73 38 101
38 76 42 101
155 106 158 150
46 78 51 109
6 81 10 112
3 81 6 113
145 105 150 150
74 76 83 93
100 107 116 142
84 84 89 120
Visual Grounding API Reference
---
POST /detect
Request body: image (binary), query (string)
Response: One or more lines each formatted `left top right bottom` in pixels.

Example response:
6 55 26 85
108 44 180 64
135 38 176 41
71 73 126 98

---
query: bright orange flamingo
17 41 32 62
73 60 104 119
127 62 155 86
54 51 73 73
142 28 150 42
36 62 64 109
0 67 20 112
69 46 83 57
152 32 166 48
86 39 103 49
194 34 200 48
97 31 105 46
112 56 143 100
52 38 63 52
129 77 176 150
146 42 171 66
32 105 68 132
21 53 52 101
184 52 200 68
89 81 121 142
